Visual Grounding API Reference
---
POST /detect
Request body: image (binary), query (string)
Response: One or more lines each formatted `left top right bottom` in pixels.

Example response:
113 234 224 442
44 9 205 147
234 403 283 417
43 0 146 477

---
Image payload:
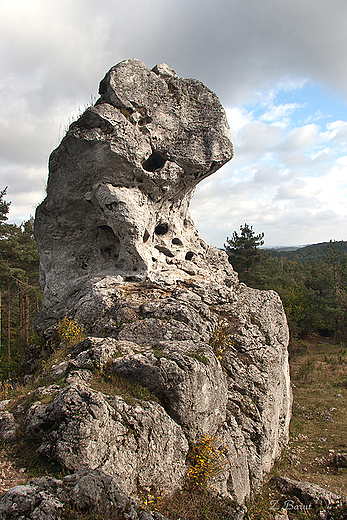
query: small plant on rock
57 317 85 347
210 323 233 361
188 434 227 489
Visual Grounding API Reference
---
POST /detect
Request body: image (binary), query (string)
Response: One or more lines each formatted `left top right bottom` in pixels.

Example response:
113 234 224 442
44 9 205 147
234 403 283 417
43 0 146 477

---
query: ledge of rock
0 469 169 520
21 59 293 505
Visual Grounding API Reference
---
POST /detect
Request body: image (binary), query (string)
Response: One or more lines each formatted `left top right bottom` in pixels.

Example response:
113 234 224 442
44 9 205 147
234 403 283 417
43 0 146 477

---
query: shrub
210 324 233 361
56 317 85 347
187 434 227 489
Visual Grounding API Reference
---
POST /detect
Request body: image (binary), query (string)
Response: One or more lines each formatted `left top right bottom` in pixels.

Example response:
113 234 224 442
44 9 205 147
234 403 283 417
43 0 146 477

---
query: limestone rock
335 452 347 468
108 342 227 443
23 383 188 496
0 477 64 520
0 469 169 520
29 59 292 504
273 476 344 508
34 58 233 331
0 411 18 442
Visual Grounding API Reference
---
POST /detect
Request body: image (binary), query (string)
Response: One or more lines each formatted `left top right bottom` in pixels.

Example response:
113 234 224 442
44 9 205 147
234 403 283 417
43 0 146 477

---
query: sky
1 0 347 247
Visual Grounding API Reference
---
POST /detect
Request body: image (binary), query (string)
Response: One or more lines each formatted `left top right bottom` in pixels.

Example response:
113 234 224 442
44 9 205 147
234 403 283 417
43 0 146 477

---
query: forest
225 224 347 340
0 188 42 379
0 189 346 381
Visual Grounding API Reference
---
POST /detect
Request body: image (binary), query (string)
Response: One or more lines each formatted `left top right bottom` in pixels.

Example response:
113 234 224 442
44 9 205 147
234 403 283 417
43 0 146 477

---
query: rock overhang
34 58 234 328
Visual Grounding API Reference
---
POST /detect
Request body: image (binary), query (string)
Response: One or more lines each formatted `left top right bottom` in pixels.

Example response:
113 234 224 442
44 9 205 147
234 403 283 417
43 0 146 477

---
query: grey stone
0 411 18 441
34 58 234 332
0 469 170 520
24 383 188 496
0 400 10 411
109 342 227 443
273 475 344 508
0 477 64 520
335 452 347 468
34 384 61 397
29 59 292 504
69 336 121 370
49 362 69 380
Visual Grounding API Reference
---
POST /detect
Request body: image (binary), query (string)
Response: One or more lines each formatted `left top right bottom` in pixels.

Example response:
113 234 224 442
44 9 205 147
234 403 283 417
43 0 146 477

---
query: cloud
1 0 347 247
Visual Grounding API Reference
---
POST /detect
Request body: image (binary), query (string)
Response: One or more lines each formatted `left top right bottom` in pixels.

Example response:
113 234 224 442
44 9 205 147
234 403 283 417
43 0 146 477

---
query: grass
284 338 347 495
90 371 159 405
187 351 209 365
243 336 347 520
60 504 122 520
157 487 237 520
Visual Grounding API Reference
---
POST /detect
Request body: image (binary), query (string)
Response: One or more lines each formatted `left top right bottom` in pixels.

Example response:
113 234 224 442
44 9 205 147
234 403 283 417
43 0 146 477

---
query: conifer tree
224 223 264 277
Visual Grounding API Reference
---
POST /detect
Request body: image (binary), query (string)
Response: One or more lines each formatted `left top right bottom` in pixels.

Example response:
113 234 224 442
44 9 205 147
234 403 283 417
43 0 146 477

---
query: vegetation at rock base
90 370 160 404
57 317 86 347
187 434 227 489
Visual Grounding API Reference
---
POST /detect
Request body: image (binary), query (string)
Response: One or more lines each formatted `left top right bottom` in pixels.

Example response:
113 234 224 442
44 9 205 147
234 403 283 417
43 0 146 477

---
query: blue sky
191 82 347 246
1 0 347 247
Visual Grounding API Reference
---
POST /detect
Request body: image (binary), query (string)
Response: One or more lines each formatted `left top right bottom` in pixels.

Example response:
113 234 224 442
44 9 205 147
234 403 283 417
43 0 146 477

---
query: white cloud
1 0 347 247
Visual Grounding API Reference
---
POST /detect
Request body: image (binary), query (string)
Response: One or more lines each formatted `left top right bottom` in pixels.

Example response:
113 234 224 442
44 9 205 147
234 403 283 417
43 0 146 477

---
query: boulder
0 411 18 442
0 469 169 520
27 59 292 504
334 453 347 468
24 383 188 496
273 476 344 508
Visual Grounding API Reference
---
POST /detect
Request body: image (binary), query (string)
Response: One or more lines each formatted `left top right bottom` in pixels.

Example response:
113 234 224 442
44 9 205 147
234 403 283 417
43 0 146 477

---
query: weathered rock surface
23 383 188 496
273 475 345 508
0 469 169 520
335 452 347 468
34 58 233 331
23 58 292 505
0 411 18 442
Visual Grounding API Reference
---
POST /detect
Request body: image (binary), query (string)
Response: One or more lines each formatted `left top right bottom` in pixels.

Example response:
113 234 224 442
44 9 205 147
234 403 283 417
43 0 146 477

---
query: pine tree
224 223 264 278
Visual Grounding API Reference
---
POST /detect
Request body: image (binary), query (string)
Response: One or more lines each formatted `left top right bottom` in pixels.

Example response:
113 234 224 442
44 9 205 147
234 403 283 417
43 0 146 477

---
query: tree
0 188 42 376
224 223 264 279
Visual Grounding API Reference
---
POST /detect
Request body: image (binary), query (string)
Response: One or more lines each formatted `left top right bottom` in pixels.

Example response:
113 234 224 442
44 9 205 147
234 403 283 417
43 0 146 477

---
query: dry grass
90 371 159 404
284 337 347 495
245 336 347 520
157 488 236 520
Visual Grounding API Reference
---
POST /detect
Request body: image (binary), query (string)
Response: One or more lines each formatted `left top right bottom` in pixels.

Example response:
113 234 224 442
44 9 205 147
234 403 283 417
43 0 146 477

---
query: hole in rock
136 177 144 183
142 152 166 172
105 201 118 211
152 257 157 262
172 238 183 246
155 223 168 235
155 245 175 258
185 251 194 261
143 229 150 242
96 225 120 263
139 116 152 126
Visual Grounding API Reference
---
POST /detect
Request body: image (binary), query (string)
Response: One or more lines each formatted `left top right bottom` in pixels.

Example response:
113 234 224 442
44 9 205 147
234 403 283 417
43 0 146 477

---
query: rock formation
34 58 233 331
23 58 292 506
0 469 169 520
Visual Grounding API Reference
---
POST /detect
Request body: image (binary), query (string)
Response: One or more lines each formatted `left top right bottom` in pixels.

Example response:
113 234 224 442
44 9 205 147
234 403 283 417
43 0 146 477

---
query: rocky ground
0 335 346 519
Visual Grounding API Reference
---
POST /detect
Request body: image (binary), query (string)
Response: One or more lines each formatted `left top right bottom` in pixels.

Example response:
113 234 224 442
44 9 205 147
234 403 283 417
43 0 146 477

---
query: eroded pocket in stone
142 152 166 172
96 225 120 262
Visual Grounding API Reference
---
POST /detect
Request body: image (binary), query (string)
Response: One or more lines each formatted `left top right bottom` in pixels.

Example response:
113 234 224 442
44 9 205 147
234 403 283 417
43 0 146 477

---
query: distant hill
265 240 347 262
